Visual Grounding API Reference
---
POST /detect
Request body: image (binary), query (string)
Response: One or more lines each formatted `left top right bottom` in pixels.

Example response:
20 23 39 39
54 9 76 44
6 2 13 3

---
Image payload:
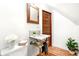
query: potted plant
66 37 79 55
32 31 37 36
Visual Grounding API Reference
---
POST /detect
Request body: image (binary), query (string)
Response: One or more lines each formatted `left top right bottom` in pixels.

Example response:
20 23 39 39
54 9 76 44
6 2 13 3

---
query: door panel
42 10 52 46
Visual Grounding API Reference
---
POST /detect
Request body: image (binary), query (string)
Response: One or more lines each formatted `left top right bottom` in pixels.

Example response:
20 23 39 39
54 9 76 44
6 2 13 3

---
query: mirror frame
27 3 39 24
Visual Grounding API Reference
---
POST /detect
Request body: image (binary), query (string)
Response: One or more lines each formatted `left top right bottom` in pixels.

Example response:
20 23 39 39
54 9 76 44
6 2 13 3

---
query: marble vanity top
29 34 50 41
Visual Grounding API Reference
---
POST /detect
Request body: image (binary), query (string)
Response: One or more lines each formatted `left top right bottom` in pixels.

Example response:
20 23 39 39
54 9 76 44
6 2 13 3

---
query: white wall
0 0 41 49
53 10 79 50
0 0 26 49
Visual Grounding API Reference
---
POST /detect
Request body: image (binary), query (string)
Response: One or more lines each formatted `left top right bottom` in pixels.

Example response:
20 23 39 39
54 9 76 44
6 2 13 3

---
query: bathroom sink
29 34 50 41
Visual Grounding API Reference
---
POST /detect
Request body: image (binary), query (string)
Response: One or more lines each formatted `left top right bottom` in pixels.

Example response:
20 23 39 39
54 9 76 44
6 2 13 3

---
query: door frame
42 10 52 46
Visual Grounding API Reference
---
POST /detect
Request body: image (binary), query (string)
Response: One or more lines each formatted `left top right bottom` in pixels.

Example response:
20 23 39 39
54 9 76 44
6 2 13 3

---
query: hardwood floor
37 47 72 56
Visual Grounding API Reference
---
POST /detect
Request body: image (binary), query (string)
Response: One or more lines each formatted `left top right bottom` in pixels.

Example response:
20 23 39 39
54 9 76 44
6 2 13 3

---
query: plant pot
68 50 75 55
69 50 78 56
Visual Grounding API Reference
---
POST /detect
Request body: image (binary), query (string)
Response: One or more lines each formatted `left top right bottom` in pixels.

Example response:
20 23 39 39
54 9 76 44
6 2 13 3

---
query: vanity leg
39 47 41 53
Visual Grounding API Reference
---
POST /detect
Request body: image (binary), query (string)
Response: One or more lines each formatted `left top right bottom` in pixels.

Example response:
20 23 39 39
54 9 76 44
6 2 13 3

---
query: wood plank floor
37 47 72 56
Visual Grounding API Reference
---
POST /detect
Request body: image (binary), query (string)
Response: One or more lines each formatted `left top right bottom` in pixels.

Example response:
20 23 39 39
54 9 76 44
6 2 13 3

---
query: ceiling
49 3 79 25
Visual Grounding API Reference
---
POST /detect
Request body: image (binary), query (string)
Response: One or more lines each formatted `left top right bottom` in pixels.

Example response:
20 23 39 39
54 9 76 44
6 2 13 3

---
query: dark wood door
42 10 52 46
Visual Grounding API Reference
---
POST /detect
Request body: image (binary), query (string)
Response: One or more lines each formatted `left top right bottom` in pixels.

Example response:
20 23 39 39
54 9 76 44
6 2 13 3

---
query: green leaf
66 37 78 51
